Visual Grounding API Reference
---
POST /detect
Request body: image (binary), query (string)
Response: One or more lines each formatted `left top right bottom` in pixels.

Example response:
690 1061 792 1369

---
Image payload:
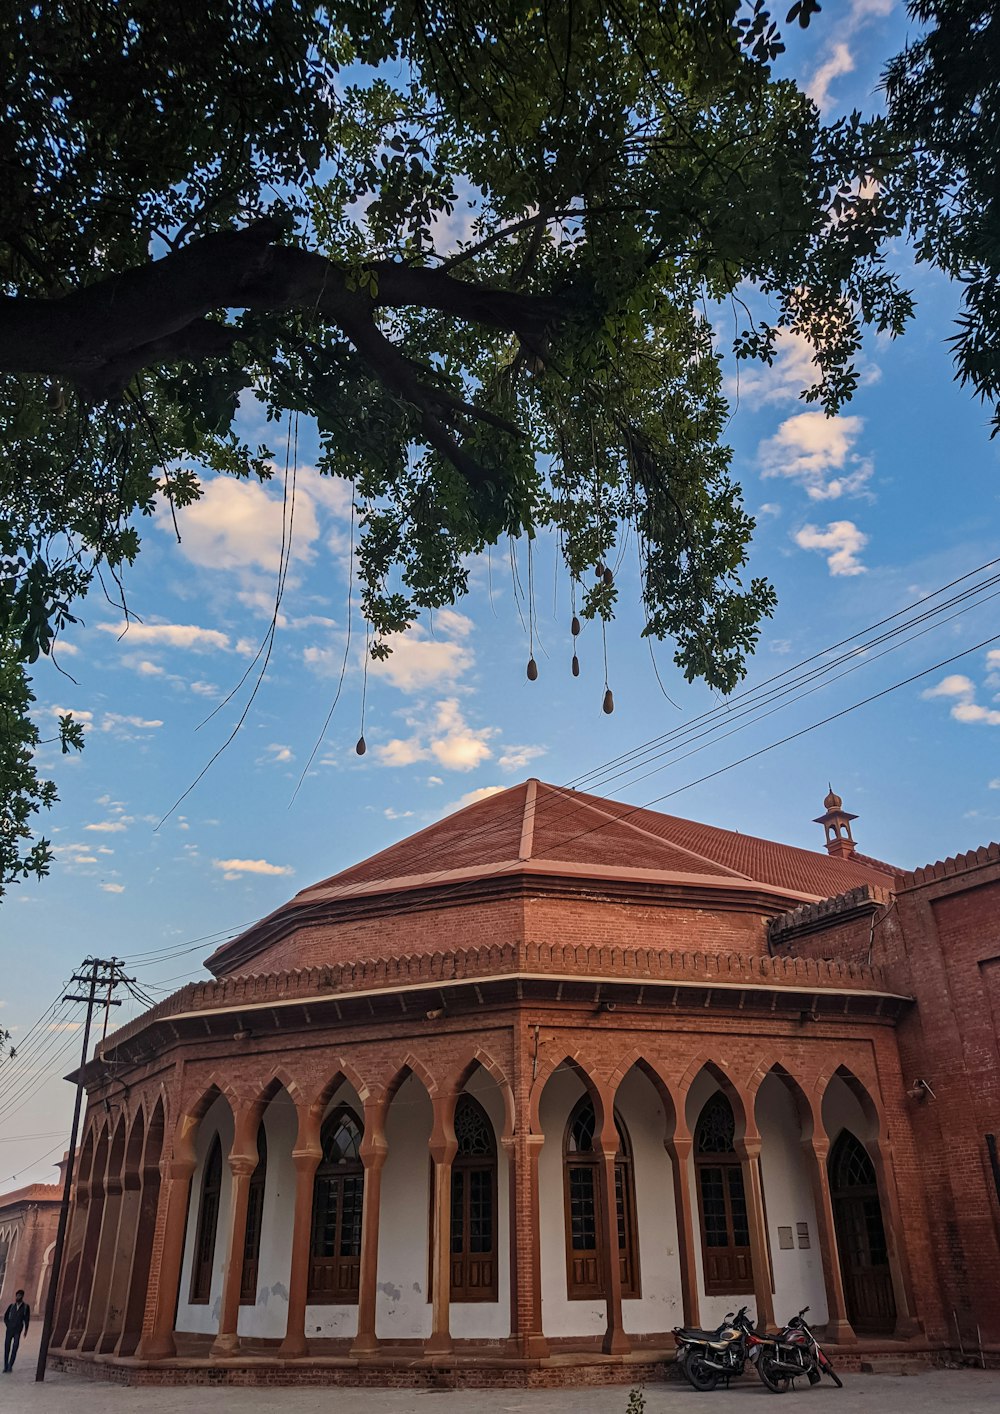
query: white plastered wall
538 1066 682 1339
375 1074 432 1339
175 1094 234 1335
303 1081 363 1340
755 1076 828 1326
617 1066 683 1333
236 1088 297 1339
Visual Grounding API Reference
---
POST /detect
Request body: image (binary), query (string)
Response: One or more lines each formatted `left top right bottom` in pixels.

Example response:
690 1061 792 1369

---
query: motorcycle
673 1305 757 1392
754 1306 844 1393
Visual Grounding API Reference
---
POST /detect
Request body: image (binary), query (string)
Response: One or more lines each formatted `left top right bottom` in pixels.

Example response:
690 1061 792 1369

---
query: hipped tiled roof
297 779 898 904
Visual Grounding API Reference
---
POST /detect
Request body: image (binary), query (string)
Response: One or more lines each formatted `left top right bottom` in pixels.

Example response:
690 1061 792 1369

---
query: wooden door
830 1132 896 1334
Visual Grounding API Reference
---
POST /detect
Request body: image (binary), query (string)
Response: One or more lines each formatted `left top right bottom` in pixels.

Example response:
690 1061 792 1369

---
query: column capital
228 1154 258 1178
291 1147 321 1176
165 1157 196 1182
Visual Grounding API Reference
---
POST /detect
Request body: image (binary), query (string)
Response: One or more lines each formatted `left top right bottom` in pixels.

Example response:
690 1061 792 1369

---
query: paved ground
3 1365 1000 1413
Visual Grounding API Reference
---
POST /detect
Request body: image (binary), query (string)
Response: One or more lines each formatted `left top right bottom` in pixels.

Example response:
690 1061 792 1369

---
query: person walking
3 1289 30 1372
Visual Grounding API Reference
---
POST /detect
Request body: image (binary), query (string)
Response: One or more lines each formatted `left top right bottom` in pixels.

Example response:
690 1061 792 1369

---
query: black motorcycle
754 1307 844 1393
673 1305 757 1392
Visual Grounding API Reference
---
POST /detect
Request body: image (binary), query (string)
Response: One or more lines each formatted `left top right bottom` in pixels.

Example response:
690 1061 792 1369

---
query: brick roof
0 1181 60 1212
296 778 898 904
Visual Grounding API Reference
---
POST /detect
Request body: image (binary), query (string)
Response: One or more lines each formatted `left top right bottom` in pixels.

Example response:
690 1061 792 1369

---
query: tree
884 1 1000 434
0 1 946 889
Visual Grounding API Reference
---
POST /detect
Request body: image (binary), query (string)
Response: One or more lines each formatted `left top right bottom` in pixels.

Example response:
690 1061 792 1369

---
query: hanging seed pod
602 567 614 587
355 735 367 756
571 615 581 637
572 654 580 678
526 657 538 681
594 561 606 579
602 688 615 715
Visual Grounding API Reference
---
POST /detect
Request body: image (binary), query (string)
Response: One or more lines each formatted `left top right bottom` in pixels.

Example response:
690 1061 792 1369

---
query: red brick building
0 1171 62 1320
48 781 1000 1385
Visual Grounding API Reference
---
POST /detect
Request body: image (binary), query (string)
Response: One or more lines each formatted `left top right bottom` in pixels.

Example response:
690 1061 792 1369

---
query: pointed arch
174 1077 238 1166
528 1050 602 1133
817 1063 882 1142
312 1058 374 1120
680 1057 751 1141
381 1053 437 1107
446 1048 515 1140
828 1129 896 1333
752 1062 815 1142
609 1053 678 1137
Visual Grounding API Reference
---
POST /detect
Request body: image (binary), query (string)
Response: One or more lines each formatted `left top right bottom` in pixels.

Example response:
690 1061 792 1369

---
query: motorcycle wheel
757 1355 792 1394
821 1357 844 1389
684 1354 721 1392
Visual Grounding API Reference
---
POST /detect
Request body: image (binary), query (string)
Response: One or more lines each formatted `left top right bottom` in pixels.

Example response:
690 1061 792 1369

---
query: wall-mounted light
906 1078 936 1102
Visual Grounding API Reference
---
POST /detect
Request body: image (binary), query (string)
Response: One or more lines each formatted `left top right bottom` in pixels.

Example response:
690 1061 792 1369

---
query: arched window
450 1095 498 1302
308 1105 364 1303
829 1130 895 1333
694 1092 753 1295
563 1095 639 1300
239 1124 268 1304
190 1134 223 1303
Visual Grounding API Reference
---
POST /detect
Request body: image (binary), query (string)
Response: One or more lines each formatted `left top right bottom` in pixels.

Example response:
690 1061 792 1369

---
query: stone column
351 1097 388 1356
278 1108 321 1359
64 1141 109 1349
209 1150 256 1357
425 1094 457 1356
736 1136 775 1331
803 1131 856 1344
595 1093 630 1356
509 1131 548 1358
666 1126 700 1330
136 1157 195 1361
869 1139 920 1338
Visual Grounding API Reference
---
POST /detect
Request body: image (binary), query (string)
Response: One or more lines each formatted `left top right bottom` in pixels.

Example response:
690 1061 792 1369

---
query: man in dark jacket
3 1290 29 1372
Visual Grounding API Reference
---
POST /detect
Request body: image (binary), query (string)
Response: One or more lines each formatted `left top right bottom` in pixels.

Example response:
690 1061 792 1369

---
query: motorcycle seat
675 1327 728 1341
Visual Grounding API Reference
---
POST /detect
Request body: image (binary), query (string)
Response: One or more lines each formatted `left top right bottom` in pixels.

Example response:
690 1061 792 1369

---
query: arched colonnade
53 1047 919 1362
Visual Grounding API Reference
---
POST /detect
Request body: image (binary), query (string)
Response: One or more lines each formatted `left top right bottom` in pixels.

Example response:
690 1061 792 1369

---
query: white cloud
369 630 474 693
101 713 164 734
85 819 131 833
730 330 820 406
98 621 231 653
375 698 496 773
759 412 872 500
384 807 415 820
212 857 295 879
50 706 93 728
850 0 893 17
922 658 1000 727
807 41 855 113
922 675 975 701
260 743 294 765
136 659 165 677
53 641 79 657
48 1021 82 1033
793 521 869 576
162 475 319 574
758 503 782 520
989 779 1000 790
447 785 506 813
498 744 547 772
100 882 126 894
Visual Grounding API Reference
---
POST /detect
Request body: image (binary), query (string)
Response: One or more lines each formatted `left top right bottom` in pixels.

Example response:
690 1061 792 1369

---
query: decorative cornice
896 841 1000 892
100 939 902 1060
769 883 894 943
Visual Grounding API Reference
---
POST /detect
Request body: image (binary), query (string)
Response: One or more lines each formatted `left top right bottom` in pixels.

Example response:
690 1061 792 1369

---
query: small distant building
0 1166 63 1316
44 781 1000 1385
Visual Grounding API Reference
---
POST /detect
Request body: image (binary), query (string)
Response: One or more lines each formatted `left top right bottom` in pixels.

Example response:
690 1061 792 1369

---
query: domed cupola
814 785 857 859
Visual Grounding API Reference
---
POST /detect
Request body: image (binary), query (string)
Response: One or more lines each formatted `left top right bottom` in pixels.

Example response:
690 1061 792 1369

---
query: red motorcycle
752 1307 843 1394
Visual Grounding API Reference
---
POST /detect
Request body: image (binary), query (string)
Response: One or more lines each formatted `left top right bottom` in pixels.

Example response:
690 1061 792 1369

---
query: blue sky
2 0 999 1187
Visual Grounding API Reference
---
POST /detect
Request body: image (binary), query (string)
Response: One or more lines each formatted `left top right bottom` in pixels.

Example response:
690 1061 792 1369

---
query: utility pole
35 957 132 1382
